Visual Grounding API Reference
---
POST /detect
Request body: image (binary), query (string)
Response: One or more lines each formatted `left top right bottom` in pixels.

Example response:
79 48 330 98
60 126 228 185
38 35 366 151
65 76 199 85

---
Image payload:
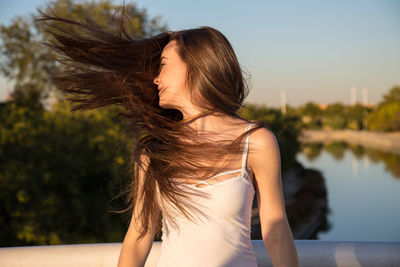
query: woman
36 7 298 267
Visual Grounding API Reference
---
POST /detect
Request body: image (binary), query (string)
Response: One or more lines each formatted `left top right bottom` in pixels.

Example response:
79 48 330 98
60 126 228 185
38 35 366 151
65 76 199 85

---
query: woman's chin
158 102 182 112
158 101 172 109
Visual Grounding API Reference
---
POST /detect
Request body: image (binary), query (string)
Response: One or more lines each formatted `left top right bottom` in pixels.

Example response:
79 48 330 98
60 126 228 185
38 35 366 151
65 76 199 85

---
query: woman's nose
153 76 160 85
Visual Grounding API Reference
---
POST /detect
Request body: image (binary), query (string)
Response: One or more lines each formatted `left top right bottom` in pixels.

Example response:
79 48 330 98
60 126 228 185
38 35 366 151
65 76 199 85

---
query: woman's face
153 40 191 110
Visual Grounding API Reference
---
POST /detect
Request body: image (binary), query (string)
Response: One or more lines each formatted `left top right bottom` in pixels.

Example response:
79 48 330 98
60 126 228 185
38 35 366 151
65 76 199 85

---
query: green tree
324 102 345 116
346 104 370 130
380 85 400 107
322 115 346 130
0 0 168 109
0 101 130 246
297 102 323 129
367 86 400 131
301 102 322 118
322 103 346 129
367 101 400 131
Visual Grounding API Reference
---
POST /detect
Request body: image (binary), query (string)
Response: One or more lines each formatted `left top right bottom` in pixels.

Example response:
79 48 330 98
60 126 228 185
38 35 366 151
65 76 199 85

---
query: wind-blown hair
169 28 247 114
35 7 264 240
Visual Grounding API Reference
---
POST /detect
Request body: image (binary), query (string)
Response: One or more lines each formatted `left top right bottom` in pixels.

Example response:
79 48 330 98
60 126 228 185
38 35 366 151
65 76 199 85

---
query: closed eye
157 63 165 73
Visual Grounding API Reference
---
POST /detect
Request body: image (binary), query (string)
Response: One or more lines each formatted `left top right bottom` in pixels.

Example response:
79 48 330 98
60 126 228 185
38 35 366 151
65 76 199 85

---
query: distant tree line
292 85 400 132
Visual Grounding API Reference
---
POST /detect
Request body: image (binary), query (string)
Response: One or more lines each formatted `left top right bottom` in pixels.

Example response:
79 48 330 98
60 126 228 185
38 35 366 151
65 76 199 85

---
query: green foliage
0 101 130 246
239 103 302 173
366 85 400 131
367 101 400 131
296 101 373 131
0 0 168 109
321 102 346 130
380 85 400 107
322 115 346 130
324 102 345 116
346 104 366 130
297 102 323 129
301 102 323 117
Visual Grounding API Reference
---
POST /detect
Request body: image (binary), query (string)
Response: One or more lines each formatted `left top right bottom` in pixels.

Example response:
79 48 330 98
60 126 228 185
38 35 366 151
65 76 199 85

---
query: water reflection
301 142 400 179
298 142 400 241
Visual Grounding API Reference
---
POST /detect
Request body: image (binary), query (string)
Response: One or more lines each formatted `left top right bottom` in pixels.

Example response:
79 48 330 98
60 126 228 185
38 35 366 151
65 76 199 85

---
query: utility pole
362 88 368 130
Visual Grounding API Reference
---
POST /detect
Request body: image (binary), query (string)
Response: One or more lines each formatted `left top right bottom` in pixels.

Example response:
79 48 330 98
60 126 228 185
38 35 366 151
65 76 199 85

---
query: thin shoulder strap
241 123 255 171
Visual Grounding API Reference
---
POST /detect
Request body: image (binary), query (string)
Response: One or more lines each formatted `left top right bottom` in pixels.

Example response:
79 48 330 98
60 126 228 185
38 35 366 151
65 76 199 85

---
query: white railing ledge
1 240 400 267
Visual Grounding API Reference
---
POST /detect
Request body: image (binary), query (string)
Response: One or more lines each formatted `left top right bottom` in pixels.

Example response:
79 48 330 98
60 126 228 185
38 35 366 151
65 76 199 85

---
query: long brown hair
35 6 265 240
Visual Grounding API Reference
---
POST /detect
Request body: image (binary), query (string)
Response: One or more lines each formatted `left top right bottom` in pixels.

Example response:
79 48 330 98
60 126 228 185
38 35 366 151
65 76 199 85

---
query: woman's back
156 123 258 267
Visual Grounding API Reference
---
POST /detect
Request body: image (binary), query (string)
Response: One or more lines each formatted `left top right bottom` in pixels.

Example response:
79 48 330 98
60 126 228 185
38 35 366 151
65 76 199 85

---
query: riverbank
299 129 400 155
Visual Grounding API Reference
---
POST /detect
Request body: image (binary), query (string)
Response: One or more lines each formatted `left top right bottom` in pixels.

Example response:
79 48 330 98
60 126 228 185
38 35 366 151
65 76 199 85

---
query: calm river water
296 143 400 241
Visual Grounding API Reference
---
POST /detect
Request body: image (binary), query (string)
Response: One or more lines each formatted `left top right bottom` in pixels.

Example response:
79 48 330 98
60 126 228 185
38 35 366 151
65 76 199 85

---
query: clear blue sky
1 0 399 107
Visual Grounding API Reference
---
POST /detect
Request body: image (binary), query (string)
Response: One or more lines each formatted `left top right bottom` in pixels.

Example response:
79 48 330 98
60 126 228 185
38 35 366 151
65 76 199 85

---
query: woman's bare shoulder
246 127 281 187
249 125 277 144
248 126 280 164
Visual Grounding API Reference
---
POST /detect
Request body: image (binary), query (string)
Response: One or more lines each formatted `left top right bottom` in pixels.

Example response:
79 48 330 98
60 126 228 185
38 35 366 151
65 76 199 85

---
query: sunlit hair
35 6 264 240
169 28 247 115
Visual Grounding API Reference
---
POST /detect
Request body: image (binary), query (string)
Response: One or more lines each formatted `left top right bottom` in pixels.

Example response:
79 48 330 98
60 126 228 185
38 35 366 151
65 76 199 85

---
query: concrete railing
1 240 400 267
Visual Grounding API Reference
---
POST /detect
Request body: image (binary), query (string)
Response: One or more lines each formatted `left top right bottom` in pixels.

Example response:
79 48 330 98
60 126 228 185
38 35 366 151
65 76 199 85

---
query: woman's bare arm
249 128 299 267
117 154 160 267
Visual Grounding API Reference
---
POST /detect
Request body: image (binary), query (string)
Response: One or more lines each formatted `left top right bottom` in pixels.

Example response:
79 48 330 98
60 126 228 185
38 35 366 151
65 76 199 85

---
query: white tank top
156 123 258 267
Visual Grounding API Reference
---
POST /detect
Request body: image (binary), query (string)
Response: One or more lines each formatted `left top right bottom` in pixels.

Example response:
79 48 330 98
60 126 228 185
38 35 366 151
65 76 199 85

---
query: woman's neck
185 115 241 135
180 112 209 123
179 108 239 133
